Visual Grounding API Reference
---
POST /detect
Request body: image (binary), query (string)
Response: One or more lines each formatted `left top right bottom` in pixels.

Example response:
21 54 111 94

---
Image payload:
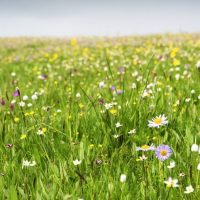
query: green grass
0 34 200 199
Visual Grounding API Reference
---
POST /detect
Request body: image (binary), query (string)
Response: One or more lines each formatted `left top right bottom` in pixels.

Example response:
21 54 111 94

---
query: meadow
0 34 200 199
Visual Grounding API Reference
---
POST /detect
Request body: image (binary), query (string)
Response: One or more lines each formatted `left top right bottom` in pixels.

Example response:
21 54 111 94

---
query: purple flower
13 89 20 97
156 145 172 161
117 90 123 95
110 86 115 91
0 98 6 106
39 74 48 80
10 103 15 111
98 98 105 105
119 67 125 74
6 144 13 148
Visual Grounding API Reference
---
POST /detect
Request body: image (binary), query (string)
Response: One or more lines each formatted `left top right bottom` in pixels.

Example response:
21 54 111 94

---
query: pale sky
0 0 199 36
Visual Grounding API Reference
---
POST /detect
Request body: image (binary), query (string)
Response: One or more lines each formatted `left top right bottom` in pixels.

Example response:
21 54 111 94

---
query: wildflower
37 128 47 135
164 177 179 188
148 114 168 128
136 144 155 151
156 145 172 161
6 144 13 148
10 102 15 111
20 134 27 140
196 61 200 69
167 161 176 169
175 74 180 80
76 93 81 98
13 88 20 97
173 59 180 66
120 174 126 183
99 81 105 88
14 117 20 122
191 144 198 152
31 94 38 100
179 172 185 177
0 98 6 106
137 155 148 161
11 72 16 77
22 95 29 101
184 185 194 194
115 122 122 128
132 83 136 89
110 85 115 91
116 89 123 95
18 101 25 107
95 159 103 165
73 159 81 166
70 38 77 46
109 109 117 115
185 98 191 103
27 103 32 107
11 99 16 104
89 144 94 149
128 129 136 135
113 134 120 139
197 163 200 170
22 160 36 168
104 103 113 110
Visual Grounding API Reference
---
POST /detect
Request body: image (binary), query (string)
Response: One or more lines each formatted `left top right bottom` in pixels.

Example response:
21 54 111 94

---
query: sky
0 0 199 37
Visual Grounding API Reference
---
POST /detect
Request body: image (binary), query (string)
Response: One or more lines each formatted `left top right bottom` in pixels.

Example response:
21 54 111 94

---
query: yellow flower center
154 118 162 124
141 145 150 150
160 150 167 156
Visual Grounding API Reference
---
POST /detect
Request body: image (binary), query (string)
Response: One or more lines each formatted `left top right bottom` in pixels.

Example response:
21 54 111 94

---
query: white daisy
196 61 200 69
18 101 26 107
128 129 136 135
120 174 126 183
76 93 81 98
32 94 38 100
138 155 148 161
184 185 194 194
191 144 198 152
27 103 32 107
164 177 179 188
22 159 36 168
22 95 29 101
99 81 105 88
73 159 82 166
167 161 176 169
197 163 200 170
148 114 168 128
115 122 122 128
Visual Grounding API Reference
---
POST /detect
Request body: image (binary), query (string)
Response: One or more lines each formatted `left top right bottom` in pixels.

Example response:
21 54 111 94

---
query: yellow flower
20 134 27 140
71 38 78 46
170 48 179 58
109 109 117 115
42 128 47 133
173 59 180 66
44 53 49 58
79 103 84 109
89 144 94 149
14 117 20 123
